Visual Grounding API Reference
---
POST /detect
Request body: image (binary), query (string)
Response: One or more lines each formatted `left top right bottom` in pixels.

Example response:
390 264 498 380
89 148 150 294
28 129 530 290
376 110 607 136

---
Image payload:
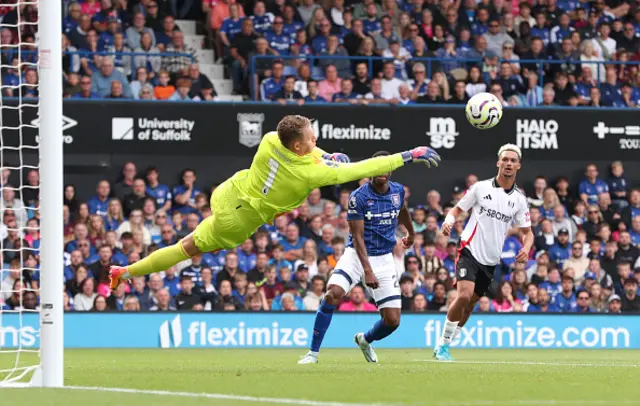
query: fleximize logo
158 316 309 348
312 120 391 141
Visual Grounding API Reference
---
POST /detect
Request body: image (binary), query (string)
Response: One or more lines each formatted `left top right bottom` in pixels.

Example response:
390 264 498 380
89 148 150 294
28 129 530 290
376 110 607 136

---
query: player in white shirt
434 144 534 361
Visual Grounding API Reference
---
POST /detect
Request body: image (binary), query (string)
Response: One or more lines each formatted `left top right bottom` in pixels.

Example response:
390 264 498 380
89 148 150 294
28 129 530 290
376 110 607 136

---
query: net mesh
0 0 42 385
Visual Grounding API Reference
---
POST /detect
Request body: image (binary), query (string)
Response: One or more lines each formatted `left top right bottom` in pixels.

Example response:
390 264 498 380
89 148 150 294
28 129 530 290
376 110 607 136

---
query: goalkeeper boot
354 333 378 363
108 266 128 290
297 351 318 364
433 344 453 361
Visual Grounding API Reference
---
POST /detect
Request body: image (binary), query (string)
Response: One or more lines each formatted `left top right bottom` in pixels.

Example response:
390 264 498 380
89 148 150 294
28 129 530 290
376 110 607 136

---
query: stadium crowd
1 0 640 104
0 159 639 314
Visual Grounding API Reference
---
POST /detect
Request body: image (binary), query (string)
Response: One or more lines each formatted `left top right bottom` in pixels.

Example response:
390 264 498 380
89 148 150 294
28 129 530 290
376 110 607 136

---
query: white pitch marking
59 385 394 406
412 359 640 368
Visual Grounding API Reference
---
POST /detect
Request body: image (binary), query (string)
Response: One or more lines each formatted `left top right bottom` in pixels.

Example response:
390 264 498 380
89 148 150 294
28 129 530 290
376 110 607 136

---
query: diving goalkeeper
109 115 441 288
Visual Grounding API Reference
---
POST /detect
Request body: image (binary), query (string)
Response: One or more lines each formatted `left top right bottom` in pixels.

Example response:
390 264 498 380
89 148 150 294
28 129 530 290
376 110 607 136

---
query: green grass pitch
2 349 640 405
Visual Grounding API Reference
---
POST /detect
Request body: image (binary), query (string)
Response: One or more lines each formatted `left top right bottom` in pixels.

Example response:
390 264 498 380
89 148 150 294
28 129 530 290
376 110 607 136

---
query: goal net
0 0 63 387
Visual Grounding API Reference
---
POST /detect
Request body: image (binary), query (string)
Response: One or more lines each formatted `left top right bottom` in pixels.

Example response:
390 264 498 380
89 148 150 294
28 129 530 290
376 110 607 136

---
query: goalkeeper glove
402 147 441 168
322 152 351 164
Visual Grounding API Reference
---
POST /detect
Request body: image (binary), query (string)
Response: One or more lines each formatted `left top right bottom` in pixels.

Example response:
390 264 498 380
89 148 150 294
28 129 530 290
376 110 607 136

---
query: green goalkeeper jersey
229 131 406 224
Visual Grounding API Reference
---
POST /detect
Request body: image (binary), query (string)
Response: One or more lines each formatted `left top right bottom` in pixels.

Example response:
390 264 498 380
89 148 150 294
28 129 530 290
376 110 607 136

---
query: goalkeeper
109 115 441 288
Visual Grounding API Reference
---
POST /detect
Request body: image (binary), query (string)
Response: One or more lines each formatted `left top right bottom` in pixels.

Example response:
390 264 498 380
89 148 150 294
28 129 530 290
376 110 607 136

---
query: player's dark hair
276 115 311 149
121 232 133 240
145 166 158 176
372 150 390 158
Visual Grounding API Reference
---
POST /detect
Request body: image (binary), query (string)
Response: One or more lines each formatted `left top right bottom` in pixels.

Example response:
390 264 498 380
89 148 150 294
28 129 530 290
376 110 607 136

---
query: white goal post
0 0 63 387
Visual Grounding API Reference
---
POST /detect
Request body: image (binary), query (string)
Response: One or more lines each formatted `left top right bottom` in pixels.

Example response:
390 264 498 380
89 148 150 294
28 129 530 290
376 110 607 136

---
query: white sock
308 350 319 356
438 318 459 346
453 326 462 341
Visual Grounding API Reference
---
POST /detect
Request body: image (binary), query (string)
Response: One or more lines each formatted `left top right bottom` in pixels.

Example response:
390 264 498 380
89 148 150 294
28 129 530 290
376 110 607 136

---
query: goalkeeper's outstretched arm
308 147 441 188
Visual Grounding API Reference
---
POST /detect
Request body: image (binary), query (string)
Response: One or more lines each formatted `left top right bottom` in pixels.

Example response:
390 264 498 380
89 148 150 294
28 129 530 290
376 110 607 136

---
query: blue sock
364 319 398 343
310 300 335 353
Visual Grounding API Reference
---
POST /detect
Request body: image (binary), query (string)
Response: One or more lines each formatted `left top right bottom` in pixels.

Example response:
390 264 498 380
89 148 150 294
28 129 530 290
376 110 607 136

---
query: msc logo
238 113 264 148
159 315 183 348
426 117 458 149
112 117 135 140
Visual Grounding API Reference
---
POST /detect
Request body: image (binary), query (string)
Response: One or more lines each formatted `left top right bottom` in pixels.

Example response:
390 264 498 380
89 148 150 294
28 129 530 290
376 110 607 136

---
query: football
465 92 503 130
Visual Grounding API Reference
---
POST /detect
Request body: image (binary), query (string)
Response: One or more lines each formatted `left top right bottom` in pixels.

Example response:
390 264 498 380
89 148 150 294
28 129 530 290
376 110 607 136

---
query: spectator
105 80 126 98
555 275 577 312
156 15 180 51
417 81 444 104
73 278 97 311
69 14 93 50
149 288 176 311
343 19 366 56
250 1 274 36
338 285 377 311
304 79 327 102
265 16 291 56
621 277 640 312
126 12 156 50
311 19 333 55
332 78 361 103
303 275 326 312
527 287 560 312
380 61 404 100
592 22 617 60
260 61 285 102
168 78 193 101
352 62 371 96
154 69 175 100
91 57 132 98
106 283 126 310
134 32 162 75
491 281 522 312
579 164 609 205
448 80 469 104
130 68 152 100
298 0 321 26
319 35 351 77
274 75 304 104
105 32 133 78
607 294 622 313
163 31 196 79
218 4 245 54
175 275 202 310
318 64 342 101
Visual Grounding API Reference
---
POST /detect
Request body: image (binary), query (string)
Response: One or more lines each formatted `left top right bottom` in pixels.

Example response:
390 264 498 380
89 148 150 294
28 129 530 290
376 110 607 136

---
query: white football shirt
456 178 531 266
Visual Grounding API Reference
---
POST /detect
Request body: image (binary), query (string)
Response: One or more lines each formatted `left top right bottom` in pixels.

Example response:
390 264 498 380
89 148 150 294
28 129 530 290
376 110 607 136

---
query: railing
0 50 195 81
249 54 640 103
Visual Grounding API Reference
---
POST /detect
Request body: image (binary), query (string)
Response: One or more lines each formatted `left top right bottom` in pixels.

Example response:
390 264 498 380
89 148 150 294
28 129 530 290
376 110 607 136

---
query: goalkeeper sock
309 300 335 353
126 242 190 278
364 319 398 343
438 318 459 346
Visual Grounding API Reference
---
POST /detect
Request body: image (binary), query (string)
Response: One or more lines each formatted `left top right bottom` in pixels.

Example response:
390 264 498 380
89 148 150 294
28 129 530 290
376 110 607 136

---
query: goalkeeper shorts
192 180 264 252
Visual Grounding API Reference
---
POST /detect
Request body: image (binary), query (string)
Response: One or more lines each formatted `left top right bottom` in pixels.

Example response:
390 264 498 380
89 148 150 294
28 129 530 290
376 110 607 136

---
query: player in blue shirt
299 151 418 364
87 180 111 216
145 167 172 212
553 275 577 312
265 17 292 56
282 5 304 40
579 164 609 205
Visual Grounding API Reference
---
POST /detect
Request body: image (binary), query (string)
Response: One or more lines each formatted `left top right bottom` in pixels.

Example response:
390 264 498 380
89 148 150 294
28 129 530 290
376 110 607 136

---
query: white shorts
328 247 401 309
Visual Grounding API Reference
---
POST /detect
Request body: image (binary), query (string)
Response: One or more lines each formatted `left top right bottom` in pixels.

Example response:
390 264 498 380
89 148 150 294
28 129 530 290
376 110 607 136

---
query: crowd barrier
1 313 638 349
2 100 638 160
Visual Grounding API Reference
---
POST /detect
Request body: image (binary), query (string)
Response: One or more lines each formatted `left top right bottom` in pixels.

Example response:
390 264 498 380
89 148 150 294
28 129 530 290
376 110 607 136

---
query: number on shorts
392 273 399 288
262 158 280 196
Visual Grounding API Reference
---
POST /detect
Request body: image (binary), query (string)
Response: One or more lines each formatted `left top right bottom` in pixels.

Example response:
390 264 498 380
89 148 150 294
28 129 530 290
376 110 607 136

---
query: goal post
38 0 64 388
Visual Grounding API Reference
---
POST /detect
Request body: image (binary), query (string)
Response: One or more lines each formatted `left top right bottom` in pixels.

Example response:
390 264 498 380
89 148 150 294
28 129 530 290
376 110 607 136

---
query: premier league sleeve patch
349 196 357 209
391 193 401 208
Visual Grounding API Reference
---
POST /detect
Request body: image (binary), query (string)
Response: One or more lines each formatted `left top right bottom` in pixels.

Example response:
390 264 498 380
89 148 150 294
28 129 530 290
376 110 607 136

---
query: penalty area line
63 385 391 406
436 400 640 405
412 359 640 368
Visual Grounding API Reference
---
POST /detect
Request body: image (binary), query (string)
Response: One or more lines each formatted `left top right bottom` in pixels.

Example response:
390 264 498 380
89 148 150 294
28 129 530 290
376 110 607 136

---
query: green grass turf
2 349 640 405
